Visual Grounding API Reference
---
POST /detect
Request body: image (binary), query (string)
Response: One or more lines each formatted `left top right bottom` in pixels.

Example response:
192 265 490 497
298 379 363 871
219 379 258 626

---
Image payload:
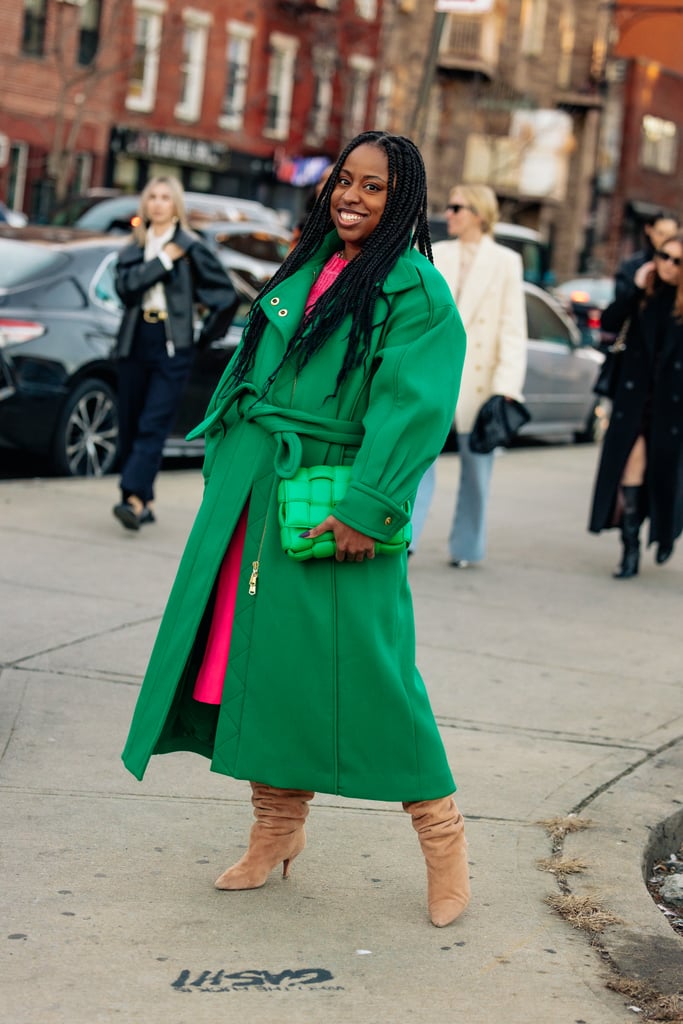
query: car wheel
574 397 609 445
52 378 119 477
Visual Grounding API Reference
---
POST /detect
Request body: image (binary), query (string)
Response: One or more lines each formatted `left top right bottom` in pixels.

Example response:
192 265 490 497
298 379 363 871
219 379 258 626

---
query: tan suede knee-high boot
403 795 470 927
215 782 315 891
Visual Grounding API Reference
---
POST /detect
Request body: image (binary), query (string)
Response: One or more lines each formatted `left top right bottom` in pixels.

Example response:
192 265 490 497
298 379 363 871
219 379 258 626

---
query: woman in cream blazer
411 184 527 565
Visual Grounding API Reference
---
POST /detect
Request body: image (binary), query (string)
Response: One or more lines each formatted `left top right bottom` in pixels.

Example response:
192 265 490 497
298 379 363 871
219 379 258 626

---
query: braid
230 131 433 393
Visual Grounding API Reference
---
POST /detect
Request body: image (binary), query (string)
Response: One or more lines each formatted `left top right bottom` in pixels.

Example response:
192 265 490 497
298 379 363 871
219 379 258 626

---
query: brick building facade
0 0 124 220
0 0 385 226
109 0 384 223
592 1 683 272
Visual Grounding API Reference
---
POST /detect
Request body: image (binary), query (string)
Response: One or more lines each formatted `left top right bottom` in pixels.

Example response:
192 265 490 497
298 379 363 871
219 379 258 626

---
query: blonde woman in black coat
113 176 237 531
589 232 683 577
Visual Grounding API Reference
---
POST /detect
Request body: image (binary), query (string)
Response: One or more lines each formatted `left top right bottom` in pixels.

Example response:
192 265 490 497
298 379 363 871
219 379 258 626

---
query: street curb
560 737 683 996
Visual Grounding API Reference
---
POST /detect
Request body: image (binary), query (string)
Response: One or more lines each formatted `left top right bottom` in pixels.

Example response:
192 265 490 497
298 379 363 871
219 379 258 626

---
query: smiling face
654 238 683 287
330 143 389 260
143 182 178 234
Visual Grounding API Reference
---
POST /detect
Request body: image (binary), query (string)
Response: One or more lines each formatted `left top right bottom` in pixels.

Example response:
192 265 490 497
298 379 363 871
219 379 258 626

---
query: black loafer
113 502 142 531
656 544 673 564
139 508 156 525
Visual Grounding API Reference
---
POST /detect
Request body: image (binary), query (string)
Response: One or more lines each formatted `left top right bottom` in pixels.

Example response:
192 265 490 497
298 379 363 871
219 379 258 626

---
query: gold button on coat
278 308 288 317
384 516 392 525
270 296 280 305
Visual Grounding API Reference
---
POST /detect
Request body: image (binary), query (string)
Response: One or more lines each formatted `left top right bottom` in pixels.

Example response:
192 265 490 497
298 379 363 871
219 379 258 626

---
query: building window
591 5 611 83
640 115 678 174
175 9 212 122
556 0 575 89
264 33 299 141
73 152 93 193
355 0 377 18
8 143 29 212
22 0 47 57
520 0 547 57
306 48 335 146
345 55 375 139
126 0 166 113
220 20 255 131
78 0 102 66
374 69 393 132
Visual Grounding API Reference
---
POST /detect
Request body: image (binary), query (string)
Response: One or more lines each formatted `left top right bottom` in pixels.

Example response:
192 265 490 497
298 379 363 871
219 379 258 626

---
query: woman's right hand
634 260 655 289
304 515 376 562
164 242 185 262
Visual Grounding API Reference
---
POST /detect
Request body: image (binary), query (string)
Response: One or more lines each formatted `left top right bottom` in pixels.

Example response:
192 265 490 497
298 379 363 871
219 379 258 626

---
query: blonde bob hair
450 184 499 236
132 175 189 245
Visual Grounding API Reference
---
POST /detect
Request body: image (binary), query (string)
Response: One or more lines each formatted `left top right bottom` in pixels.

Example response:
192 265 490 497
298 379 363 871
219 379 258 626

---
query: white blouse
142 224 176 312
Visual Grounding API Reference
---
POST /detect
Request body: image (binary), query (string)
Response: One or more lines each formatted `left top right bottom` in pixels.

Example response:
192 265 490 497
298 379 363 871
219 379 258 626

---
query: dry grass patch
537 855 589 876
545 891 622 934
539 815 594 841
607 977 683 1022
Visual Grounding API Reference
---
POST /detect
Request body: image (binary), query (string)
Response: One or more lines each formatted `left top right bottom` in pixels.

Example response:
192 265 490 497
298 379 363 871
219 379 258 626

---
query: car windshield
50 195 115 227
210 230 290 262
556 278 615 305
501 237 544 286
0 241 70 290
74 197 138 231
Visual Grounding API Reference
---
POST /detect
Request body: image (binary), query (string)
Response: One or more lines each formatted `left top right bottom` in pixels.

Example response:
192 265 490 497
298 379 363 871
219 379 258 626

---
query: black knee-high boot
613 485 642 579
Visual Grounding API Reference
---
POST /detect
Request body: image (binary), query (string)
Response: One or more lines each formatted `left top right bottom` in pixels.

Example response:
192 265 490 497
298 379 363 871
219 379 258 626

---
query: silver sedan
520 282 607 443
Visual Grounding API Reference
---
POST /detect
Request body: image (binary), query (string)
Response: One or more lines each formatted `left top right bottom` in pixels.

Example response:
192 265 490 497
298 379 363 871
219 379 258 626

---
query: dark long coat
589 283 683 548
121 234 467 802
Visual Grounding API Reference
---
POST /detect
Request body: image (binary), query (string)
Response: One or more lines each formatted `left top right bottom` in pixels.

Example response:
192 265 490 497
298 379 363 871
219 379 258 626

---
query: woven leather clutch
277 465 411 561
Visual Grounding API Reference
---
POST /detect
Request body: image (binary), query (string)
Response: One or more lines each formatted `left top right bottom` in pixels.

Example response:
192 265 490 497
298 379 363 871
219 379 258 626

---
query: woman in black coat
589 232 683 577
113 176 238 531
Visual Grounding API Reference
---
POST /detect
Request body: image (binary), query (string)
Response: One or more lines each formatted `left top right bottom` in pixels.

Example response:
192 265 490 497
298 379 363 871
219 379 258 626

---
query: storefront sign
111 129 229 170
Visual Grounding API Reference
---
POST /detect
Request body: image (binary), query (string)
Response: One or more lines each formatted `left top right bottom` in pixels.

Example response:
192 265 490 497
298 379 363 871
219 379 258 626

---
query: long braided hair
229 131 433 395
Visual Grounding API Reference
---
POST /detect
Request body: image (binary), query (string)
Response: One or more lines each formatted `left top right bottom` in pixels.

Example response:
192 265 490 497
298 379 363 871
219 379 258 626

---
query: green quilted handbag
277 465 412 561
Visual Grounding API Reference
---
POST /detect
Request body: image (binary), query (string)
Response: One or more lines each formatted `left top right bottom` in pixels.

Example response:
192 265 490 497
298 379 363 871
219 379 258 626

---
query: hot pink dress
192 252 348 704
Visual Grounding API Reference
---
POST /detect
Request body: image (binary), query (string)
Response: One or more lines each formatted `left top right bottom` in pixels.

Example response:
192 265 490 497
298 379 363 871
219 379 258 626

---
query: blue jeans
411 434 496 562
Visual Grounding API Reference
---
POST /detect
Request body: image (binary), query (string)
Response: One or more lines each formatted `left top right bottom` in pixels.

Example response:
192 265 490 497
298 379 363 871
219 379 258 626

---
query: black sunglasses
656 250 682 266
446 203 476 215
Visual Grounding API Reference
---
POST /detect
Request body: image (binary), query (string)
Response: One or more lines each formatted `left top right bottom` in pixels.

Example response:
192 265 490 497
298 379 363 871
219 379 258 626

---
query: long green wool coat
122 233 466 802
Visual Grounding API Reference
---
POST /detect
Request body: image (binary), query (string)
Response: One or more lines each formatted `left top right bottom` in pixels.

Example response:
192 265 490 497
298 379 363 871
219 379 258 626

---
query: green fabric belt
186 382 364 478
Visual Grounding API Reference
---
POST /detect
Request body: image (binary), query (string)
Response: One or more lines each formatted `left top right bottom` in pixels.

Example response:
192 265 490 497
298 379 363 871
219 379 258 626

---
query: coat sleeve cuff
333 481 411 541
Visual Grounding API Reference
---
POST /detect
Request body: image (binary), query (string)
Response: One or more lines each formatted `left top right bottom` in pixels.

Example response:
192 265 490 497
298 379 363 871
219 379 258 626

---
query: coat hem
126 744 456 802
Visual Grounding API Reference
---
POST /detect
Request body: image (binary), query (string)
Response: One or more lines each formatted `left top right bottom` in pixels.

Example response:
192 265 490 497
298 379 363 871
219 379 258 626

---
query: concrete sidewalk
1 445 681 1024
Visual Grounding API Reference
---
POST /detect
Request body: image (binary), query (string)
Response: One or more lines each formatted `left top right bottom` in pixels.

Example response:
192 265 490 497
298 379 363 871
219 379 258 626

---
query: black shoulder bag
593 318 629 399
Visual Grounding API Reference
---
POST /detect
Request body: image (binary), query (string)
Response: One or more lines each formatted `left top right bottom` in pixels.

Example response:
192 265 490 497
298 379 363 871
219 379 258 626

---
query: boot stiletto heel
215 783 314 891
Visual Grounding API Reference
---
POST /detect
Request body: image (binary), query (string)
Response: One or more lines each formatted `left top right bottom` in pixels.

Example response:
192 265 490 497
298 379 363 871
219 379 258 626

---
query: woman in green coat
122 131 469 927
